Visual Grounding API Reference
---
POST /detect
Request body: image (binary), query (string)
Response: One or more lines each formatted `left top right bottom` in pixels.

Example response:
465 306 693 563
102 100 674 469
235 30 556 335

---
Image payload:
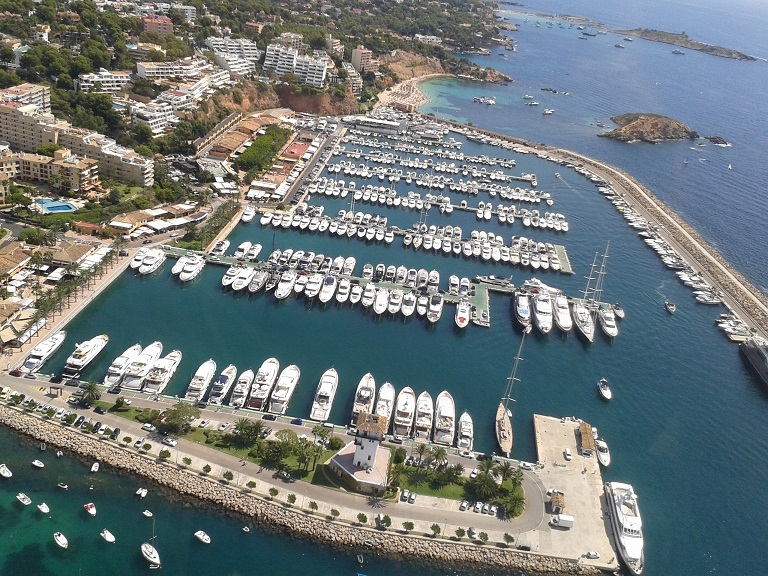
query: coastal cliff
598 113 698 143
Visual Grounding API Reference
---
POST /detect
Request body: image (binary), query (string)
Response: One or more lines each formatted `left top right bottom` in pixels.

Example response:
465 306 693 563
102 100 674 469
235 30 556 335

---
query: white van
551 514 574 529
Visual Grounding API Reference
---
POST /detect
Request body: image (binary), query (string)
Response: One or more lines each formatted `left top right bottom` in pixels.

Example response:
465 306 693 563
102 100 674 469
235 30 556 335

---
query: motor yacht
572 300 595 342
350 373 376 426
229 369 255 408
533 293 553 334
604 482 645 575
309 368 338 422
336 278 351 304
387 289 404 315
318 276 338 303
234 242 252 259
598 306 619 338
208 364 238 405
401 292 417 317
54 532 68 549
375 382 396 424
268 365 301 415
456 411 474 452
122 341 163 390
247 358 280 410
393 387 415 438
130 248 148 270
597 377 612 400
184 359 217 402
21 331 66 374
221 265 240 289
454 298 471 328
0 463 12 478
349 283 363 305
62 334 109 378
138 248 166 275
142 350 182 395
596 438 611 466
553 294 573 332
232 267 256 292
515 293 532 327
275 270 298 299
413 391 434 441
179 255 205 282
427 293 444 324
373 288 389 315
100 529 116 543
433 391 456 446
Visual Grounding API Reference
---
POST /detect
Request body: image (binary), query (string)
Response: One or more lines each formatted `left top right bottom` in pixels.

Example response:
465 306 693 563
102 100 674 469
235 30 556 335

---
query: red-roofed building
143 15 174 36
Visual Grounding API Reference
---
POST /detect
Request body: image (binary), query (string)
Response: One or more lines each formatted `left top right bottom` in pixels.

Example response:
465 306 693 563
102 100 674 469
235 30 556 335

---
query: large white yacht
21 331 66 374
130 248 148 270
179 255 205 282
553 294 573 332
373 288 389 315
309 368 338 422
229 369 255 408
221 265 239 289
102 343 142 387
433 391 455 446
62 334 109 378
318 276 337 303
268 364 301 415
241 205 256 223
456 411 474 452
426 293 444 323
350 373 376 426
598 306 619 338
172 254 190 275
374 382 396 424
247 358 280 410
232 267 255 292
454 298 471 328
393 387 415 438
605 482 645 575
208 364 238 405
138 248 166 275
142 350 182 395
275 270 298 299
533 292 553 334
184 359 217 402
596 438 611 467
121 341 163 390
515 292 532 327
233 241 252 259
413 391 434 440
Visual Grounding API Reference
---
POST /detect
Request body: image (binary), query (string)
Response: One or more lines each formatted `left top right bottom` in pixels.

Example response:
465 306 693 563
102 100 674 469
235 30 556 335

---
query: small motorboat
37 502 50 514
136 488 148 498
143 510 153 518
194 530 211 544
597 378 612 401
613 303 625 319
596 438 611 467
665 301 676 314
16 492 31 505
84 502 97 516
57 483 68 490
32 459 45 468
53 532 69 549
56 451 63 457
242 526 251 533
100 528 116 543
40 443 46 451
0 463 11 478
91 462 100 473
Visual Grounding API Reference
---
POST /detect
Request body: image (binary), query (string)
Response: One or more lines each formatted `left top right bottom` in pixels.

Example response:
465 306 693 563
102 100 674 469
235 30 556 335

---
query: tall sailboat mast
495 325 532 457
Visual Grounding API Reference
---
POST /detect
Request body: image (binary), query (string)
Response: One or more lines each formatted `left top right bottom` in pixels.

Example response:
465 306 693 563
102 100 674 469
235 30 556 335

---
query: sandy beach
375 74 450 109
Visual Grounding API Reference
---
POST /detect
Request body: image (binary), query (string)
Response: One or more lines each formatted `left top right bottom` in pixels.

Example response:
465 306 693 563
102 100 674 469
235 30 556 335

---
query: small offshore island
598 113 698 143
616 29 757 60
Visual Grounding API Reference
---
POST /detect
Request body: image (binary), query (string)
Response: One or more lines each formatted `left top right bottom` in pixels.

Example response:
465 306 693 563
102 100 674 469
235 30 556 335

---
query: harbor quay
0 393 613 575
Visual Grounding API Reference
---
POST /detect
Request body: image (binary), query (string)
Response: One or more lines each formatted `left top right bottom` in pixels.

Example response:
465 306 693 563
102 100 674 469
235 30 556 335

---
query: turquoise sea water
4 1 768 574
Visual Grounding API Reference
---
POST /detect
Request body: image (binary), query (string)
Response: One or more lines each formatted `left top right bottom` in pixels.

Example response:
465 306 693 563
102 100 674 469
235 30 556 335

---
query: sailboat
141 519 161 567
496 325 532 456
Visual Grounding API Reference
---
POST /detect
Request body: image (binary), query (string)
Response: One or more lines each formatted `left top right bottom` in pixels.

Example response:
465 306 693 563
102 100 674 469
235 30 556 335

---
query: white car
519 461 535 470
97 424 108 435
141 423 157 432
469 468 479 479
218 422 230 432
198 419 211 428
564 448 572 461
134 437 145 449
161 437 178 447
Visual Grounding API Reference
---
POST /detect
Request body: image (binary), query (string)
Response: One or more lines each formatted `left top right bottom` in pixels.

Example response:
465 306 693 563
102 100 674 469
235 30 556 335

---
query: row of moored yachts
260 210 395 244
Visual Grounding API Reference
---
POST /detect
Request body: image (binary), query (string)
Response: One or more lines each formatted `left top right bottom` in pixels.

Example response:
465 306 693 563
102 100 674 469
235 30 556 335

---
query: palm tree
495 460 515 483
431 446 447 470
510 468 524 490
474 473 500 499
504 492 526 517
415 443 429 464
81 381 101 405
478 458 497 478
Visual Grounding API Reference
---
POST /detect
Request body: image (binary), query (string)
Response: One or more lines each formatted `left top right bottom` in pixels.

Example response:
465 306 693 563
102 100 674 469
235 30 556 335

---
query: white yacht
122 341 163 390
433 391 456 446
454 298 471 329
596 438 611 466
416 295 428 316
184 359 217 402
21 331 66 374
336 277 351 304
401 292 417 317
303 273 323 299
100 529 116 543
413 391 434 440
248 269 269 294
130 248 148 270
426 293 444 323
171 255 190 275
604 482 644 575
241 205 256 223
456 411 474 452
234 241 252 259
179 255 205 282
231 267 255 292
373 288 389 315
553 294 573 332
573 300 596 342
0 463 12 478
349 284 363 305
532 293 553 334
138 248 166 275
194 530 211 544
309 368 338 422
62 334 109 378
208 364 238 405
229 369 255 408
210 240 230 257
268 364 300 415
393 387 416 438
387 289 403 315
515 293 532 328
142 350 182 395
318 276 337 303
54 532 69 549
375 382 396 424
275 270 298 299
244 243 262 261
599 306 619 338
361 283 376 308
597 377 613 400
221 265 239 288
247 358 280 411
350 373 376 426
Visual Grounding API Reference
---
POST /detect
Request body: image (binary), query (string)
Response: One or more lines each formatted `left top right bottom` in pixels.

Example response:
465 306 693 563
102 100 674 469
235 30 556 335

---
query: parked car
93 421 102 433
459 500 469 511
469 468 479 479
198 419 210 428
94 406 106 414
217 422 230 432
401 489 410 502
161 437 178 447
141 423 157 432
482 503 490 514
473 501 483 513
97 424 108 435
408 492 416 503
134 437 145 449
290 418 303 425
489 504 498 517
261 414 277 421
564 448 572 461
109 427 120 440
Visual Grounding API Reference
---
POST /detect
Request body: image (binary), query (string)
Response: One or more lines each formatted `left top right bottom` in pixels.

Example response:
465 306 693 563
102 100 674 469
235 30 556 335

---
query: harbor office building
328 412 391 496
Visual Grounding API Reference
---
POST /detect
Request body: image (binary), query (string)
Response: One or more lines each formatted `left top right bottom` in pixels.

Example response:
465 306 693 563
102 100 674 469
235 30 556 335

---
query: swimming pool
35 199 77 214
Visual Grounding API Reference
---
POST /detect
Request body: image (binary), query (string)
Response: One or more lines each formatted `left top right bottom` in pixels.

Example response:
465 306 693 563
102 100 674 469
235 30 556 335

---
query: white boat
232 267 255 292
426 293 444 323
122 341 163 390
209 364 237 405
184 359 217 402
604 482 644 575
62 334 109 378
37 502 50 514
91 462 100 473
401 292 417 317
194 530 211 544
234 241 252 259
293 274 308 295
597 377 612 400
54 532 69 549
393 387 416 438
533 293 553 334
350 373 376 426
416 295 428 316
130 248 148 270
32 459 44 468
247 358 280 410
573 300 595 342
136 488 148 498
456 411 474 452
211 240 230 257
142 510 153 518
309 368 338 422
248 270 269 294
318 276 337 303
141 539 161 567
84 502 97 516
268 364 300 415
221 265 239 288
16 492 31 505
413 391 434 440
241 205 256 223
260 212 272 226
103 343 142 387
336 278 351 304
172 254 190 275
361 284 376 308
387 289 403 315
454 298 471 328
21 331 66 374
375 382 396 424
100 529 116 543
304 273 323 299
244 243 263 261
229 369 255 408
0 463 11 478
433 391 455 446
373 288 389 315
596 438 611 466
275 270 298 299
143 350 182 395
349 284 363 305
178 255 205 282
553 294 573 332
599 306 619 338
139 248 166 275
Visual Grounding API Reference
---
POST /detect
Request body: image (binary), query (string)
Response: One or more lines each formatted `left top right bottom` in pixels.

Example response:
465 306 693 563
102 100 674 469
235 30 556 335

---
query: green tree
287 493 297 505
308 501 318 514
232 417 264 447
381 515 392 528
330 508 340 520
478 532 489 544
503 533 514 546
222 470 234 483
202 463 211 475
455 527 466 539
123 436 132 444
161 402 201 434
495 460 515 483
415 443 430 464
430 523 441 537
268 487 278 499
182 456 192 467
402 521 414 532
80 381 101 404
356 513 368 525
159 449 171 459
246 480 257 491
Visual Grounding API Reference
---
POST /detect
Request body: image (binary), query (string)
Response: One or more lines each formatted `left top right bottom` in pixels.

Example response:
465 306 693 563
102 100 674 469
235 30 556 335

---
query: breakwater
0 404 597 575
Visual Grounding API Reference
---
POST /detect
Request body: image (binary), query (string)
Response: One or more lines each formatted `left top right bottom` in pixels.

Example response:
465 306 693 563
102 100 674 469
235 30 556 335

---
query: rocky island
598 113 699 143
617 29 756 60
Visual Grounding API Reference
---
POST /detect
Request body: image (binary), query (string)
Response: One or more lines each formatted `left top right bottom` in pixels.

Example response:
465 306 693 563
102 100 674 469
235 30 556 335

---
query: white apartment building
171 4 197 22
342 62 363 96
205 37 262 63
264 44 327 88
263 44 298 76
76 69 133 93
295 55 327 89
213 54 256 76
132 102 177 135
274 32 305 50
137 57 211 80
0 83 51 114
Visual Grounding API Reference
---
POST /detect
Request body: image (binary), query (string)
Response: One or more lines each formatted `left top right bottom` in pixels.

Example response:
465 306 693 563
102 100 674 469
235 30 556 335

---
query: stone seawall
0 405 598 575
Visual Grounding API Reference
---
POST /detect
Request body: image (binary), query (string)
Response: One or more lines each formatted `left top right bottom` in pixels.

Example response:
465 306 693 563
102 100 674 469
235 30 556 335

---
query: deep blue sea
3 1 768 574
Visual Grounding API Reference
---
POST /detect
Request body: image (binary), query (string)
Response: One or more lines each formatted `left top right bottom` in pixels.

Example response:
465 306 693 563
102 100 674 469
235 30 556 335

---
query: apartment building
171 4 197 22
274 32 305 50
351 45 375 74
0 148 100 193
132 102 177 135
127 43 165 62
213 54 256 76
294 55 327 89
137 58 210 80
76 69 132 93
264 45 326 89
205 37 262 64
0 83 51 114
142 15 174 36
342 63 363 96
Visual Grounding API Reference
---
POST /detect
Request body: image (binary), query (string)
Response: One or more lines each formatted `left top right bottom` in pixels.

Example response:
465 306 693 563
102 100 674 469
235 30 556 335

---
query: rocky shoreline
0 405 597 576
